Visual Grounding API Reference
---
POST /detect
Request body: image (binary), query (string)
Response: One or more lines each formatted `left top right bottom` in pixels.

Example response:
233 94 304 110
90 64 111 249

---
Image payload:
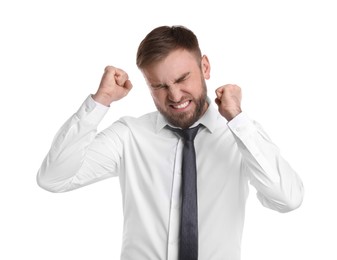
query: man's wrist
92 93 112 107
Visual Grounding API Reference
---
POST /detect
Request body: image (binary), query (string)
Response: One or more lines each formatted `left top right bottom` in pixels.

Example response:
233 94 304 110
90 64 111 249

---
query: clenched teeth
173 101 190 109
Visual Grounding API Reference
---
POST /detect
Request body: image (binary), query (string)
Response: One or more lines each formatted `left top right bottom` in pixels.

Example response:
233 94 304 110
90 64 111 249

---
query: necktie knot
181 124 200 141
168 124 201 141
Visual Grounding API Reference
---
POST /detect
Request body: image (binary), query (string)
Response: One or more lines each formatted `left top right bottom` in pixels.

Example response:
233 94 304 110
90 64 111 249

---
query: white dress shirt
37 95 304 260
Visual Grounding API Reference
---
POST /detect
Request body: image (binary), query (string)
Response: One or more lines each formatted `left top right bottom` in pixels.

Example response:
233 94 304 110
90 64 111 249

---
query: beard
155 80 208 129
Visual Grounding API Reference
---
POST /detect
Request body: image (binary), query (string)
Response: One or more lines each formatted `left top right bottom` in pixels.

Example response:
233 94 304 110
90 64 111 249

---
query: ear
201 55 211 80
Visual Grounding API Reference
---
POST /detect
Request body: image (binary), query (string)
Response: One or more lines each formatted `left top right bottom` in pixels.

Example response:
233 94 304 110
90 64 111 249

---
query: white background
1 0 336 259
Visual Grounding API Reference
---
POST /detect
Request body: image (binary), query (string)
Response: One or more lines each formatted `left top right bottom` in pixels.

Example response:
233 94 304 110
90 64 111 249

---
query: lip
169 100 192 111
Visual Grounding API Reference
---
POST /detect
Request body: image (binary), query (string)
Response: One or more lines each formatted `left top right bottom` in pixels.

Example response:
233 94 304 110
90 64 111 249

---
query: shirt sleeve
227 112 304 213
37 95 123 192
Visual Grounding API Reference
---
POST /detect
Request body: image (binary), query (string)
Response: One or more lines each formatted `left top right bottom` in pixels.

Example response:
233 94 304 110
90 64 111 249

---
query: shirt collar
155 97 218 134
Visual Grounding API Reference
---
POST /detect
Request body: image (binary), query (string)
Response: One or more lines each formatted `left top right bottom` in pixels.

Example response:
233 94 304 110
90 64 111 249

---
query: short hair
136 25 202 69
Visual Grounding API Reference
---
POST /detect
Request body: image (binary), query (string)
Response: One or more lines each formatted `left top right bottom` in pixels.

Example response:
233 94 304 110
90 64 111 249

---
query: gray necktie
168 124 201 260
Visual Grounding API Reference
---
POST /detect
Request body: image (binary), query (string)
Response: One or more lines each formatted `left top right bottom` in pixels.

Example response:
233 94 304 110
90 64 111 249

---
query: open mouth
170 100 191 110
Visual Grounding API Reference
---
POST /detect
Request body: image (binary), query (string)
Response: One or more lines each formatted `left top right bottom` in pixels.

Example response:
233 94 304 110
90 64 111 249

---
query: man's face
141 49 210 129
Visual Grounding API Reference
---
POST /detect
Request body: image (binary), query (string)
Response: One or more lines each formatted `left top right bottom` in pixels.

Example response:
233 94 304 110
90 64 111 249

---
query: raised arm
37 66 132 192
215 84 304 212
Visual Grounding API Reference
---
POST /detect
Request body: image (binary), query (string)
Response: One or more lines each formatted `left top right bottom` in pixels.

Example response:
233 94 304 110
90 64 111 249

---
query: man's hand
215 84 242 121
93 66 133 106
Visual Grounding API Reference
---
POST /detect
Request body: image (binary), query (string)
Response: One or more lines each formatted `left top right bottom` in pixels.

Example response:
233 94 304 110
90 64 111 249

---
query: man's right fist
93 66 133 106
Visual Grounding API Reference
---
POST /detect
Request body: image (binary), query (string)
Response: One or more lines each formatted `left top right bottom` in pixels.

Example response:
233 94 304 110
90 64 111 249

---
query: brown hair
136 25 202 69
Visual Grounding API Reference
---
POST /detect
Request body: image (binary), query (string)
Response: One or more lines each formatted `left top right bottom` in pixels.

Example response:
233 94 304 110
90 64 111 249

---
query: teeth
174 101 189 109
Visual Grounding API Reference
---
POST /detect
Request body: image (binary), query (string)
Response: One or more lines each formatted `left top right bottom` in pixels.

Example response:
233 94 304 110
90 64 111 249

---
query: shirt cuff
227 112 252 129
75 95 109 125
227 112 259 140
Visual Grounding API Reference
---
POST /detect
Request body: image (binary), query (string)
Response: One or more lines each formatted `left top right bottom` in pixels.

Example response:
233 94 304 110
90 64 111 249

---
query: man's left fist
215 84 242 121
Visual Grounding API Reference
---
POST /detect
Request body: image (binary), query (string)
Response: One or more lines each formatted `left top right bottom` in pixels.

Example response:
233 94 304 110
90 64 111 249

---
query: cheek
150 90 166 104
186 82 203 97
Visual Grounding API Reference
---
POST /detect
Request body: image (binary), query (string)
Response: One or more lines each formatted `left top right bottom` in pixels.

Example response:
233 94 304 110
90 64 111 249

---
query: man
37 25 304 260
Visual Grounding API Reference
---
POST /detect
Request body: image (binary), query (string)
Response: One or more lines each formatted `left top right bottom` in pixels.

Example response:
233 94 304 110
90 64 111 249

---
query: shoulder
119 111 159 128
105 111 160 137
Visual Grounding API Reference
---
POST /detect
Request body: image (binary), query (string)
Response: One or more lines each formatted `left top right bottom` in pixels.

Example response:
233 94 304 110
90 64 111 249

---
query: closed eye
175 72 190 84
151 83 168 89
149 72 190 89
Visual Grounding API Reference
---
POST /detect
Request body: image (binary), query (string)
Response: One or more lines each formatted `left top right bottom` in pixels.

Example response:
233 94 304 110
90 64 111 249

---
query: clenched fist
93 66 133 106
215 84 242 121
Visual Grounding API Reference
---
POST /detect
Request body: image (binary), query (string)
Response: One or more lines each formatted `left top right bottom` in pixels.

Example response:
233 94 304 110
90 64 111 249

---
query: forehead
142 49 200 83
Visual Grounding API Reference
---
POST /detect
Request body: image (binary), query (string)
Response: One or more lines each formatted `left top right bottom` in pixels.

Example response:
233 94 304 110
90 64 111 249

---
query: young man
37 25 304 260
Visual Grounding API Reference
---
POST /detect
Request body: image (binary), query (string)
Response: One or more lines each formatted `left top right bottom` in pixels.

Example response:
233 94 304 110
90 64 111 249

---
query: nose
167 85 183 103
